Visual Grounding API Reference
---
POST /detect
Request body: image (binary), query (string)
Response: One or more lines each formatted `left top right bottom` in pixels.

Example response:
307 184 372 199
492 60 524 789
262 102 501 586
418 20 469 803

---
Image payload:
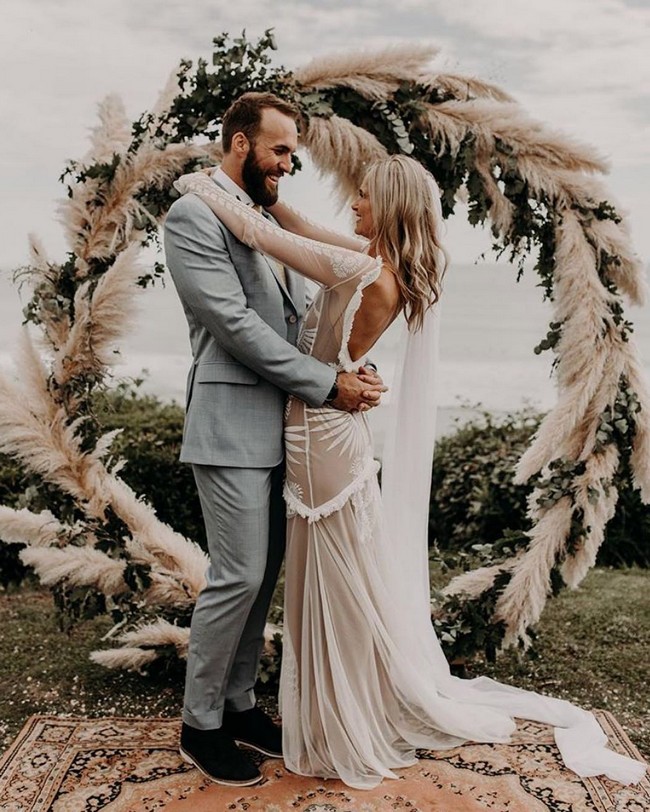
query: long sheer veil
380 178 443 630
380 294 440 625
376 178 646 785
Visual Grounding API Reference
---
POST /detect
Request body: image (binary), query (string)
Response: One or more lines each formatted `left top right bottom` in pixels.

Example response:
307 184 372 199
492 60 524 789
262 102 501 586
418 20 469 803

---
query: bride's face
351 187 374 239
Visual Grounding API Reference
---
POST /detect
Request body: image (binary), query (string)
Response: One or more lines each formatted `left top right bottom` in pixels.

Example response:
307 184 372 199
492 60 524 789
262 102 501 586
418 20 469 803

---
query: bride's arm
266 200 368 252
174 173 379 289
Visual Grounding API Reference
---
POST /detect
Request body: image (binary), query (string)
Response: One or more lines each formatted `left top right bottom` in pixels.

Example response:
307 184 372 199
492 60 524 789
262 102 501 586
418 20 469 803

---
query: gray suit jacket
164 188 336 468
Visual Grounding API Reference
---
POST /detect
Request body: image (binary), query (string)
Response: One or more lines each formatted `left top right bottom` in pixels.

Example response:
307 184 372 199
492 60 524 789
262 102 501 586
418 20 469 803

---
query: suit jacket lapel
211 177 300 314
286 268 304 316
261 212 298 313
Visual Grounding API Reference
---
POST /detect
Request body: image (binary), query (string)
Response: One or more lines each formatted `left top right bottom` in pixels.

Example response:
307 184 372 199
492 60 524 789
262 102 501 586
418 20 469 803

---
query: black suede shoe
222 707 283 758
179 722 262 786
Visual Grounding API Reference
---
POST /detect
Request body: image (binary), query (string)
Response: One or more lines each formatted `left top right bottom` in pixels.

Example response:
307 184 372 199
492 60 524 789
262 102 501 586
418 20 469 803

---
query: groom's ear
231 132 251 157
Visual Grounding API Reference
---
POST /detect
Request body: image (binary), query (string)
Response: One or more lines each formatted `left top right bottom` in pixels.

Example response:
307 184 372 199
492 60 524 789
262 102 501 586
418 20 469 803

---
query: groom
164 92 384 786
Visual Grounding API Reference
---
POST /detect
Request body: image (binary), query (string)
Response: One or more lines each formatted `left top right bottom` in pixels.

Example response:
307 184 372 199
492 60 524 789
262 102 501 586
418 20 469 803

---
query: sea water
2 262 648 446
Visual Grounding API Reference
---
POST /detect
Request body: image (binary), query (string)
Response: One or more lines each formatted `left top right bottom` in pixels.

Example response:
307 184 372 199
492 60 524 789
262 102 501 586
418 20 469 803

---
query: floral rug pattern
0 713 647 811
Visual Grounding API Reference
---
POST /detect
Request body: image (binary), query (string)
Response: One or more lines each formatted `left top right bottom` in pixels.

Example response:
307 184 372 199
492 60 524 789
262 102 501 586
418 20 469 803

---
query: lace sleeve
266 201 369 252
174 173 378 288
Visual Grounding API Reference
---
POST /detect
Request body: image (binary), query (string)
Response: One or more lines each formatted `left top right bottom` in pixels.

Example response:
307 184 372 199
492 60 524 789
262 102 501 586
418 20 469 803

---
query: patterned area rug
0 714 647 811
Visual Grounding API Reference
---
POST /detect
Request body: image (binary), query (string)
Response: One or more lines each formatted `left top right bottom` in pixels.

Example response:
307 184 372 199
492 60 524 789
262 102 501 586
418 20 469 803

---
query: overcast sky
1 0 649 271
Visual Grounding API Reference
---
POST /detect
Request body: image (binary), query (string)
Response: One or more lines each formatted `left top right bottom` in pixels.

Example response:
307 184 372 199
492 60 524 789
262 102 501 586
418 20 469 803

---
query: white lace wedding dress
174 172 646 790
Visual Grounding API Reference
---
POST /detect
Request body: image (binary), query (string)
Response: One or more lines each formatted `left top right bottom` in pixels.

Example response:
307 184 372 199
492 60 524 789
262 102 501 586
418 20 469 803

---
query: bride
174 157 646 790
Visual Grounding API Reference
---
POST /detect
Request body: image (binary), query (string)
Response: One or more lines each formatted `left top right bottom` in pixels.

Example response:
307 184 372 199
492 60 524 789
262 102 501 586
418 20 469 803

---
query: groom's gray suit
164 175 335 730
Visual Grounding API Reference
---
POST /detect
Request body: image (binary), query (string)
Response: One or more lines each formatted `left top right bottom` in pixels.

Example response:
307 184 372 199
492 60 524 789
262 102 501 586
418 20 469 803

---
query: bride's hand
356 366 386 412
357 365 384 388
332 370 387 413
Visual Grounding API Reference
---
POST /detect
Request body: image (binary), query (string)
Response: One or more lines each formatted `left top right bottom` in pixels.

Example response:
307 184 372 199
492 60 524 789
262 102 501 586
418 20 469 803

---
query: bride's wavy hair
364 155 448 331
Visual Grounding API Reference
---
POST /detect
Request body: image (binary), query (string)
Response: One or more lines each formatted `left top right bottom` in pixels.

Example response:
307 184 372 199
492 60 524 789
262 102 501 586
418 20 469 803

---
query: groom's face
242 108 298 207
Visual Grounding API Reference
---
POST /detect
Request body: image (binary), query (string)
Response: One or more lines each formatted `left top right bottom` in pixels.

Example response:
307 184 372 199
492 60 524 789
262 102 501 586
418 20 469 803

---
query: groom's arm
165 195 381 410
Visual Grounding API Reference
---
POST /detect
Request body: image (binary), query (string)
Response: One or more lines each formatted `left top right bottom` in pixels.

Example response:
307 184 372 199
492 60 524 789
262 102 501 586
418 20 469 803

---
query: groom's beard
242 149 280 207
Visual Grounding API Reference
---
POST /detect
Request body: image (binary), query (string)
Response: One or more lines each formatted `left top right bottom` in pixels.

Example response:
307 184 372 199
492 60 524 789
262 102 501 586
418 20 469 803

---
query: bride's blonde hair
364 155 448 331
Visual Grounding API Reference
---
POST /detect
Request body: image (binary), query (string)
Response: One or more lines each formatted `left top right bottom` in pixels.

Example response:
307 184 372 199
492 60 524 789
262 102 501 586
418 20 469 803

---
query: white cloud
421 0 650 178
426 0 649 44
0 0 648 268
427 0 650 105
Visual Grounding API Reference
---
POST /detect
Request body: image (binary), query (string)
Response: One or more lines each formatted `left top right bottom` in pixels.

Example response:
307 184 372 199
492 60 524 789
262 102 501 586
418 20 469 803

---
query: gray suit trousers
183 463 285 729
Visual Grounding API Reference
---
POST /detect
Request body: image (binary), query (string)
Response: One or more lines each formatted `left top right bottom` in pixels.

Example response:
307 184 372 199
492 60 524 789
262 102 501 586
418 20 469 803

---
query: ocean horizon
2 260 649 446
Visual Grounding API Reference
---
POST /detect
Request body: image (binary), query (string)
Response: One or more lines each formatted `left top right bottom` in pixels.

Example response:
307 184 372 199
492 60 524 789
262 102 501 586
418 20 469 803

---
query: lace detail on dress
283 457 380 524
281 635 299 695
329 250 372 280
298 324 317 356
265 200 370 253
350 482 376 545
284 479 304 518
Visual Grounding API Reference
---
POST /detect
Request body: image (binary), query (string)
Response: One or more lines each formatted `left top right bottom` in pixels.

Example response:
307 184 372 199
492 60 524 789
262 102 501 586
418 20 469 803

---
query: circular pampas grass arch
0 31 648 670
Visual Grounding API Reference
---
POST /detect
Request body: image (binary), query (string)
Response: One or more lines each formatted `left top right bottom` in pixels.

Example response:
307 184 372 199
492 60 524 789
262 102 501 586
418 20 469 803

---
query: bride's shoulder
362 266 401 311
373 264 401 295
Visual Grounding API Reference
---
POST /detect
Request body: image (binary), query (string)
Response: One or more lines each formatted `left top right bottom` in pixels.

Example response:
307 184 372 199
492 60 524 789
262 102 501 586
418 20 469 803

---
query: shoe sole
179 746 263 786
234 739 283 759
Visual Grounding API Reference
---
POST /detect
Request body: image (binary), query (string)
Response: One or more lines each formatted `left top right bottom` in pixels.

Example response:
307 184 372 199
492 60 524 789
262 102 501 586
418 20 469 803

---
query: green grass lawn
1 568 648 759
476 567 650 758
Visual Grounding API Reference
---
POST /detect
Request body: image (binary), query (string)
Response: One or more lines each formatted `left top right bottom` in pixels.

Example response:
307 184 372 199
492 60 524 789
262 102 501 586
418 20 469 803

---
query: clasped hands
330 366 387 413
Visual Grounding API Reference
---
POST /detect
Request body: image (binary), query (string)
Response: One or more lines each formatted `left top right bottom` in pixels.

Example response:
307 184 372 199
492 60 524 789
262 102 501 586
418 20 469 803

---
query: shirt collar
213 167 255 206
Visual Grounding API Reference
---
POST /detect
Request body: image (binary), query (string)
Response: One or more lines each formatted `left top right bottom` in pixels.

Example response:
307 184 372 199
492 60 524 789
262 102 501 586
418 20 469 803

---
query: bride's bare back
346 267 401 361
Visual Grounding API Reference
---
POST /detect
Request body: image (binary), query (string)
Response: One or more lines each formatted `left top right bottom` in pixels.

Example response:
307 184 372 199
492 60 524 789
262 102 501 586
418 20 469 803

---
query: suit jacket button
288 314 297 324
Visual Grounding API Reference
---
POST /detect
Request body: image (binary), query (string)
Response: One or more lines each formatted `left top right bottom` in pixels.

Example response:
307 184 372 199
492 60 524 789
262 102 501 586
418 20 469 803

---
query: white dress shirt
212 166 255 206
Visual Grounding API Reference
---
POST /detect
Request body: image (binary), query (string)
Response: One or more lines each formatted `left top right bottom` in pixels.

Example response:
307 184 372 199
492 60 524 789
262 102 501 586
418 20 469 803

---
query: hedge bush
0 455 30 587
1 396 647 590
93 384 206 550
430 408 649 568
429 409 540 552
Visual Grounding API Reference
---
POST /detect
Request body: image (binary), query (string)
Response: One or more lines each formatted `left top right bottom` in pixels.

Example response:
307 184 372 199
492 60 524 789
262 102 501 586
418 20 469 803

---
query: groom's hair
221 92 300 152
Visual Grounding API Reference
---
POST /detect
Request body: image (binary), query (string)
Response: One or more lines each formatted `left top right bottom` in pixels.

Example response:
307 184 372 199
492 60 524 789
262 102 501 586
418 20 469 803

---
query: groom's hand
331 370 387 413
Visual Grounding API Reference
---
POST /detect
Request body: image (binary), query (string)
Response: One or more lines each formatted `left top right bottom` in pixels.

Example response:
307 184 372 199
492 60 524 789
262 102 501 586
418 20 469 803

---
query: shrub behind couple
164 91 645 790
